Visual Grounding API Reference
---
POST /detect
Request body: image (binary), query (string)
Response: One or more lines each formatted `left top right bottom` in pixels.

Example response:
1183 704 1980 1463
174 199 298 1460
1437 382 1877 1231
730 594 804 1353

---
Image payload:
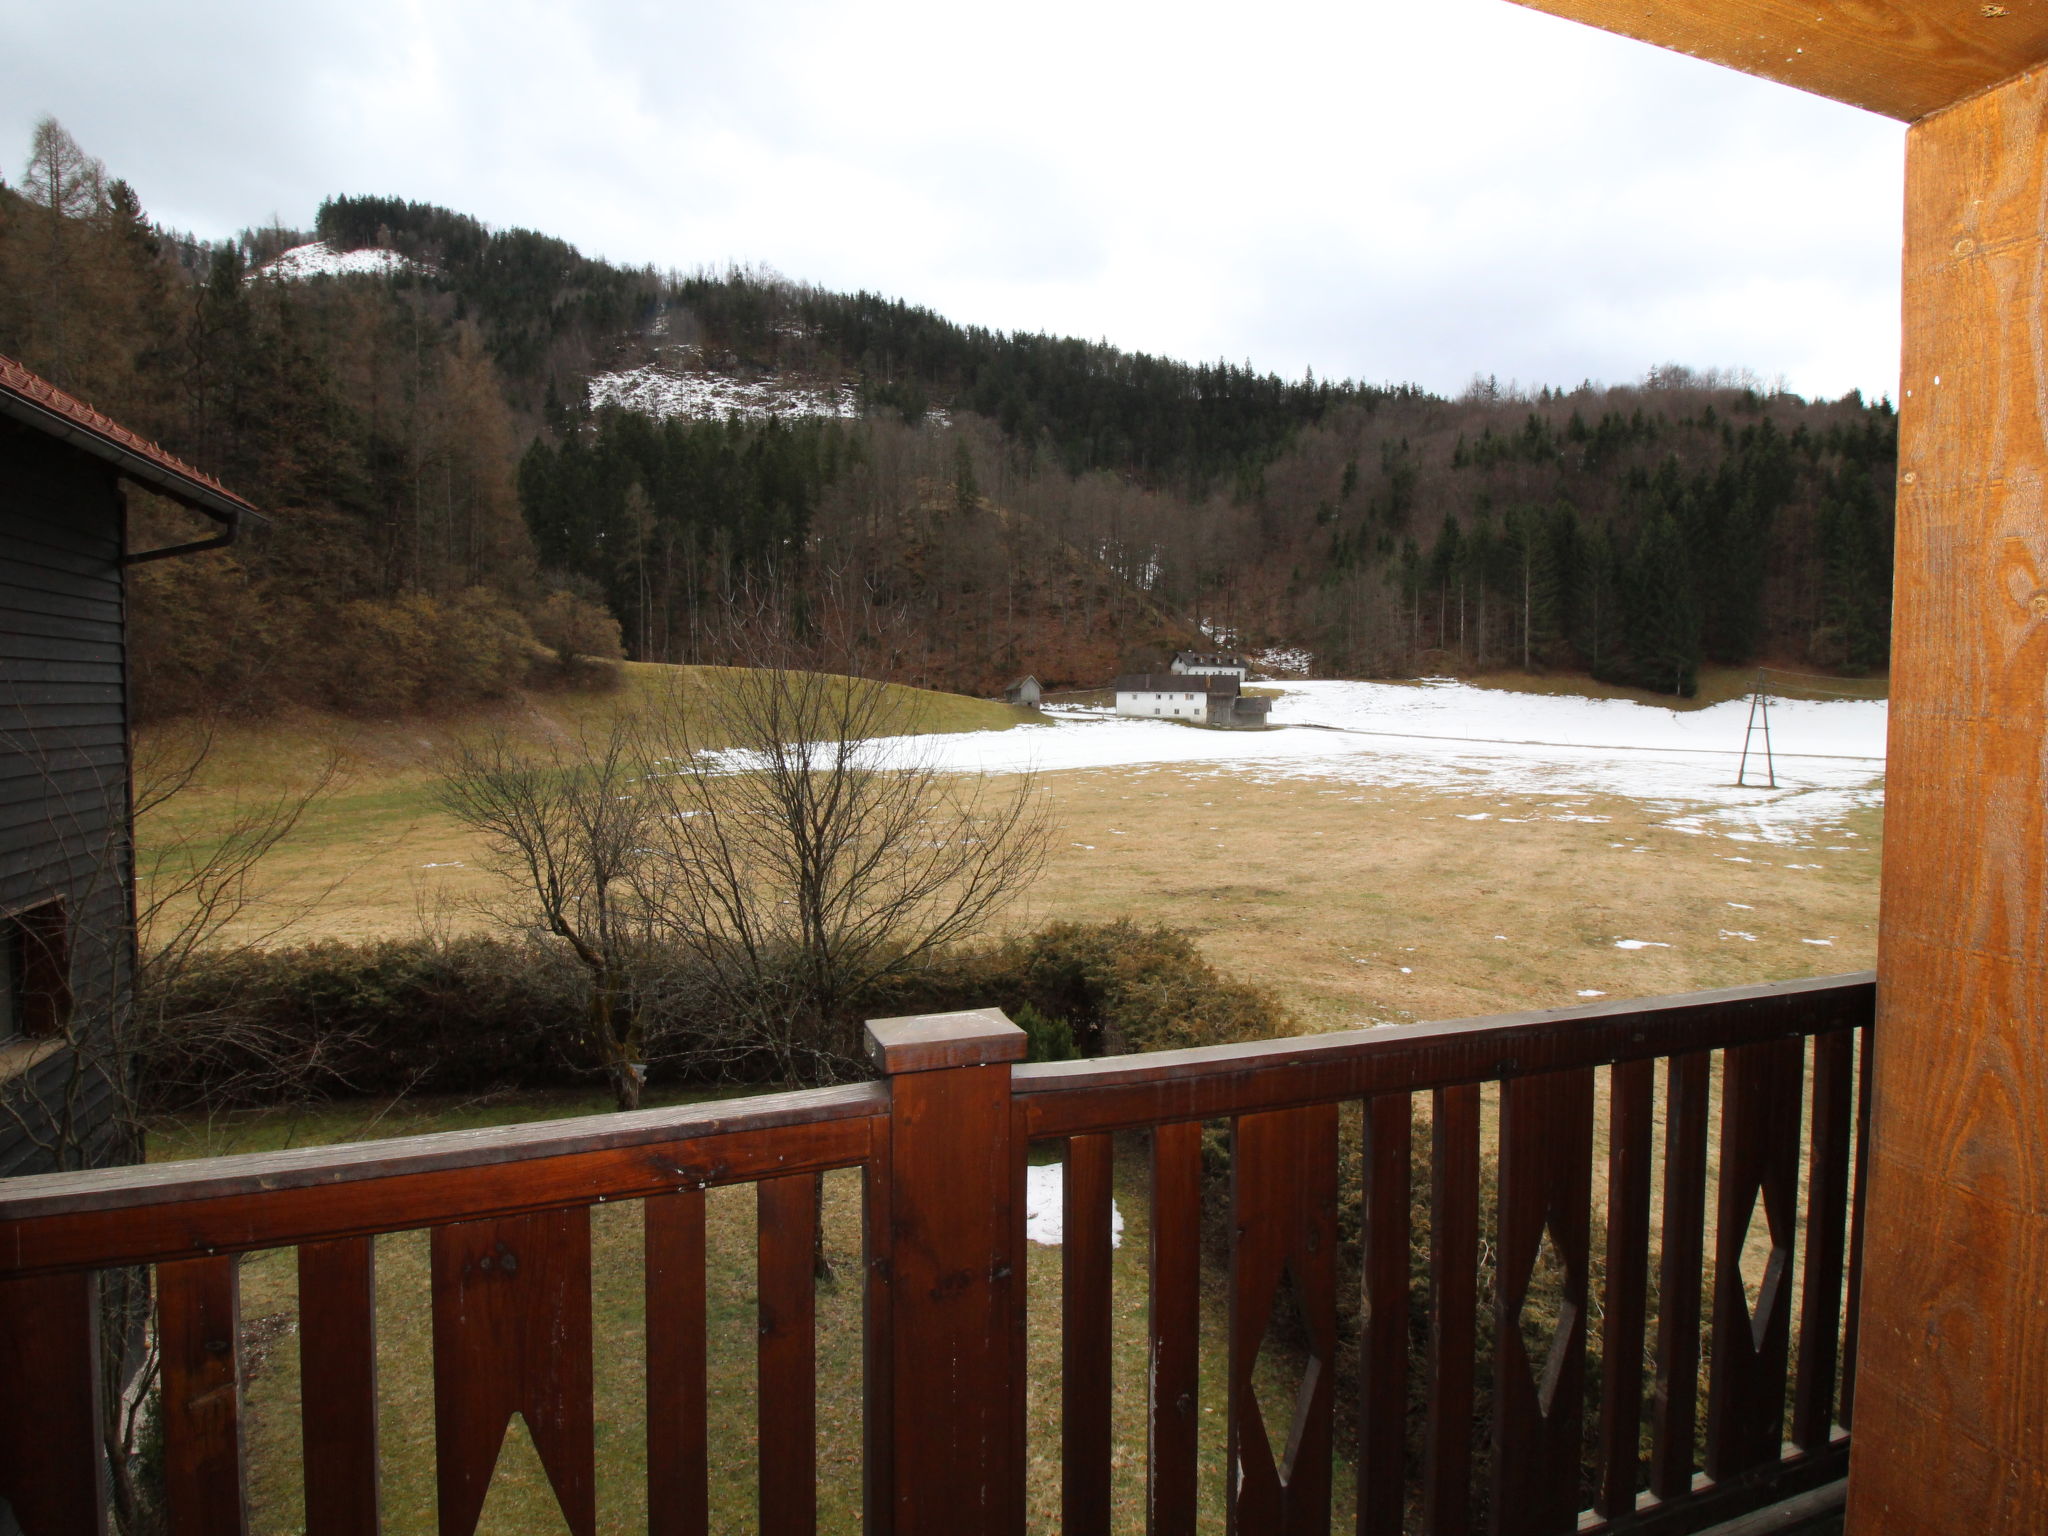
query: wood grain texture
1651 1052 1709 1503
757 1174 818 1536
298 1237 380 1536
0 1270 105 1535
0 433 136 1190
1489 1069 1595 1534
1424 1085 1480 1536
1792 1029 1855 1451
429 1209 595 1536
871 1058 1021 1536
1147 1122 1202 1536
1503 0 2048 122
1705 1037 1805 1482
645 1190 708 1536
865 1010 1026 1073
1597 1059 1654 1518
158 1254 247 1536
861 1150 895 1536
1226 1105 1339 1536
1062 1134 1114 1536
1851 56 2048 1534
1357 1094 1411 1536
1017 976 1871 1140
0 1089 882 1276
1839 1025 1873 1432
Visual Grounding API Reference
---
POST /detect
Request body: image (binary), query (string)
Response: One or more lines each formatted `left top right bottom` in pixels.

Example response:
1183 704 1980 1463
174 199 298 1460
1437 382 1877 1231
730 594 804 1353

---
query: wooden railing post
0 1271 106 1535
863 1008 1027 1536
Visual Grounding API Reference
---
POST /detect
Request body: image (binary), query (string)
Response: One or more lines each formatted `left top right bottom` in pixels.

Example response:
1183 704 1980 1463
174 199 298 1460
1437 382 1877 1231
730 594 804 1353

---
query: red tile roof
0 352 259 523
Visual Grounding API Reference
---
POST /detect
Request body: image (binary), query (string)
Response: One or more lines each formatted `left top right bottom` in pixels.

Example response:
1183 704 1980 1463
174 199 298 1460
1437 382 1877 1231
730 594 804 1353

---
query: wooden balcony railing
0 973 1873 1535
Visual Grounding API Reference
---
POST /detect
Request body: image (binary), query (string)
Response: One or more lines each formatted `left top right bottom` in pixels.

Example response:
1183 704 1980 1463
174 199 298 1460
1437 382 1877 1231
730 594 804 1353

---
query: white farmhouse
1113 672 1239 724
1169 650 1248 680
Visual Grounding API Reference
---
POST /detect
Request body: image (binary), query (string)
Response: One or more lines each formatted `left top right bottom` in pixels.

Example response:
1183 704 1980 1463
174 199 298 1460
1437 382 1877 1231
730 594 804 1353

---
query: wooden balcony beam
1504 0 2048 122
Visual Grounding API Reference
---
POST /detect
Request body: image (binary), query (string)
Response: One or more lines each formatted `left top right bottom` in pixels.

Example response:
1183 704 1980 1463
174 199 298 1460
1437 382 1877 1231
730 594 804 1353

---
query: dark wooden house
0 354 255 1181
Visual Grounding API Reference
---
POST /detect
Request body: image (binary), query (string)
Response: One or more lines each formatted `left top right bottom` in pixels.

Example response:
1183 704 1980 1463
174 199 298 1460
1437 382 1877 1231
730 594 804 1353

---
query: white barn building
1113 672 1239 725
1169 650 1248 680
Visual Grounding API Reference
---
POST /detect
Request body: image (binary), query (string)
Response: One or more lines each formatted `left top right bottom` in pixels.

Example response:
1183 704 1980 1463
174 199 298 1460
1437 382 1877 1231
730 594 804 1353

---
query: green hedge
139 920 1294 1109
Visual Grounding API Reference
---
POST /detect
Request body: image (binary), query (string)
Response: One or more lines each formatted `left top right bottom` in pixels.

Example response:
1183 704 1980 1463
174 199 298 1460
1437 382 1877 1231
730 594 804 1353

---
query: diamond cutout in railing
1514 1222 1578 1417
1735 1182 1791 1350
1249 1261 1322 1485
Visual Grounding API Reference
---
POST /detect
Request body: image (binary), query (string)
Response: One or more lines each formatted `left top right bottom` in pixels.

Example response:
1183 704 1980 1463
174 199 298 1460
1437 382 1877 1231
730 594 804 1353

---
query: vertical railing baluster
647 1189 709 1536
1424 1084 1479 1536
1358 1093 1411 1536
1490 1069 1595 1533
299 1237 379 1536
1650 1050 1710 1502
1063 1133 1115 1535
1839 1021 1874 1430
0 1269 106 1535
159 1253 248 1536
430 1209 596 1536
1598 1060 1655 1519
1147 1121 1202 1536
1705 1036 1805 1481
1793 1029 1855 1450
1227 1104 1339 1536
759 1173 819 1536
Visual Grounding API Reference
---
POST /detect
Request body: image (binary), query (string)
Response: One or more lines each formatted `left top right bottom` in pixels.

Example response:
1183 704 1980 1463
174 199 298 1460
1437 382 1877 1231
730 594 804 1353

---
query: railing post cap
864 1008 1028 1074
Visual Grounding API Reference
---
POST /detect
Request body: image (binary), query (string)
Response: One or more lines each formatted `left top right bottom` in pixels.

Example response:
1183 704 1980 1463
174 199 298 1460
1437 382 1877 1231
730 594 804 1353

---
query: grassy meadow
137 661 1882 1533
148 660 1880 1020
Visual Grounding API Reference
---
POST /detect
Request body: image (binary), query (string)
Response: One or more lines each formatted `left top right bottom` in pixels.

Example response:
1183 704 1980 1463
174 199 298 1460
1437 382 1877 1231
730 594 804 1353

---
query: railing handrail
0 983 1876 1536
0 1082 886 1277
1016 970 1874 1138
0 972 1874 1277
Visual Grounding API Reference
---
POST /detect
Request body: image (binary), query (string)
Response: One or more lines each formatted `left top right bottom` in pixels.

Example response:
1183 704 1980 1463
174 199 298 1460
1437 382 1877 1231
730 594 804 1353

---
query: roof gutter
0 389 261 563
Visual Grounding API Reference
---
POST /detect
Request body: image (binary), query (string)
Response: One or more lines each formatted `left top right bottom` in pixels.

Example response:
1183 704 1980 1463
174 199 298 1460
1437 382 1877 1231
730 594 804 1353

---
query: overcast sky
2 0 1906 401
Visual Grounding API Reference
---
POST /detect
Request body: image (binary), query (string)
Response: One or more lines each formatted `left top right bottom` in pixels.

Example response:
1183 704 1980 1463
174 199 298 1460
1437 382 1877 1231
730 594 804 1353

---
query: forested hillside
1 118 1894 715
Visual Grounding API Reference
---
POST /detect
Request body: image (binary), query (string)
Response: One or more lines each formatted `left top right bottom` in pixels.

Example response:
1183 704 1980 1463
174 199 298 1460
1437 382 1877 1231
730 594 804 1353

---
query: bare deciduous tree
635 604 1050 1080
434 722 662 1110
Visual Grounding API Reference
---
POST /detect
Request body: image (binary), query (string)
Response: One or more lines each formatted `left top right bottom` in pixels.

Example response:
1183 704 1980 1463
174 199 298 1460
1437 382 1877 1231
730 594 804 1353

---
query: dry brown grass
1009 767 1878 1030
167 745 1879 1024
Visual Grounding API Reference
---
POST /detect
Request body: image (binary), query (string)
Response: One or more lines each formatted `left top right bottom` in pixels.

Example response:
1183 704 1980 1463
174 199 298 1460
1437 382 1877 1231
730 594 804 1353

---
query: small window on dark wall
1 899 71 1043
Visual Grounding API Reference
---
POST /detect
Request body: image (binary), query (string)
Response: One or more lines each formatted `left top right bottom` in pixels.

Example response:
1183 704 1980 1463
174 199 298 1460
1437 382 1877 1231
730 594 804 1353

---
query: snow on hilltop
586 364 862 424
254 242 424 281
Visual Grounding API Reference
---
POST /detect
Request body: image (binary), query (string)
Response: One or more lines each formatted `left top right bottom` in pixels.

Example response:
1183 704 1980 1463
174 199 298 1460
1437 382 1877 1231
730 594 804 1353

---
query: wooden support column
1851 56 2048 1535
864 1008 1027 1536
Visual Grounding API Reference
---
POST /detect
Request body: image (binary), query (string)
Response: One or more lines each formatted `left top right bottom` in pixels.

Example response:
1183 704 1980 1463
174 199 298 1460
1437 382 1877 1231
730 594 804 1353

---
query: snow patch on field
859 678 1886 839
1025 1162 1124 1248
255 242 423 281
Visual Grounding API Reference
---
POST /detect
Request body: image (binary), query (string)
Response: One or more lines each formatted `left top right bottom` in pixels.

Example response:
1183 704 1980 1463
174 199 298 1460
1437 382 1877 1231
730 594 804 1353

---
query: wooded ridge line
2 123 1894 716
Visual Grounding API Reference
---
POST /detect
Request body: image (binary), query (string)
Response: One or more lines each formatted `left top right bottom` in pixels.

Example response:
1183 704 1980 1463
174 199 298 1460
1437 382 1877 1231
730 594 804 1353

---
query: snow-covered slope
586 364 860 423
255 242 423 281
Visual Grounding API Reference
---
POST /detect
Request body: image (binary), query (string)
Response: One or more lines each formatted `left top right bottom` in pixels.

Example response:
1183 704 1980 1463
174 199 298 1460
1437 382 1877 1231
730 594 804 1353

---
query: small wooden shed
1004 675 1043 706
0 354 256 1179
